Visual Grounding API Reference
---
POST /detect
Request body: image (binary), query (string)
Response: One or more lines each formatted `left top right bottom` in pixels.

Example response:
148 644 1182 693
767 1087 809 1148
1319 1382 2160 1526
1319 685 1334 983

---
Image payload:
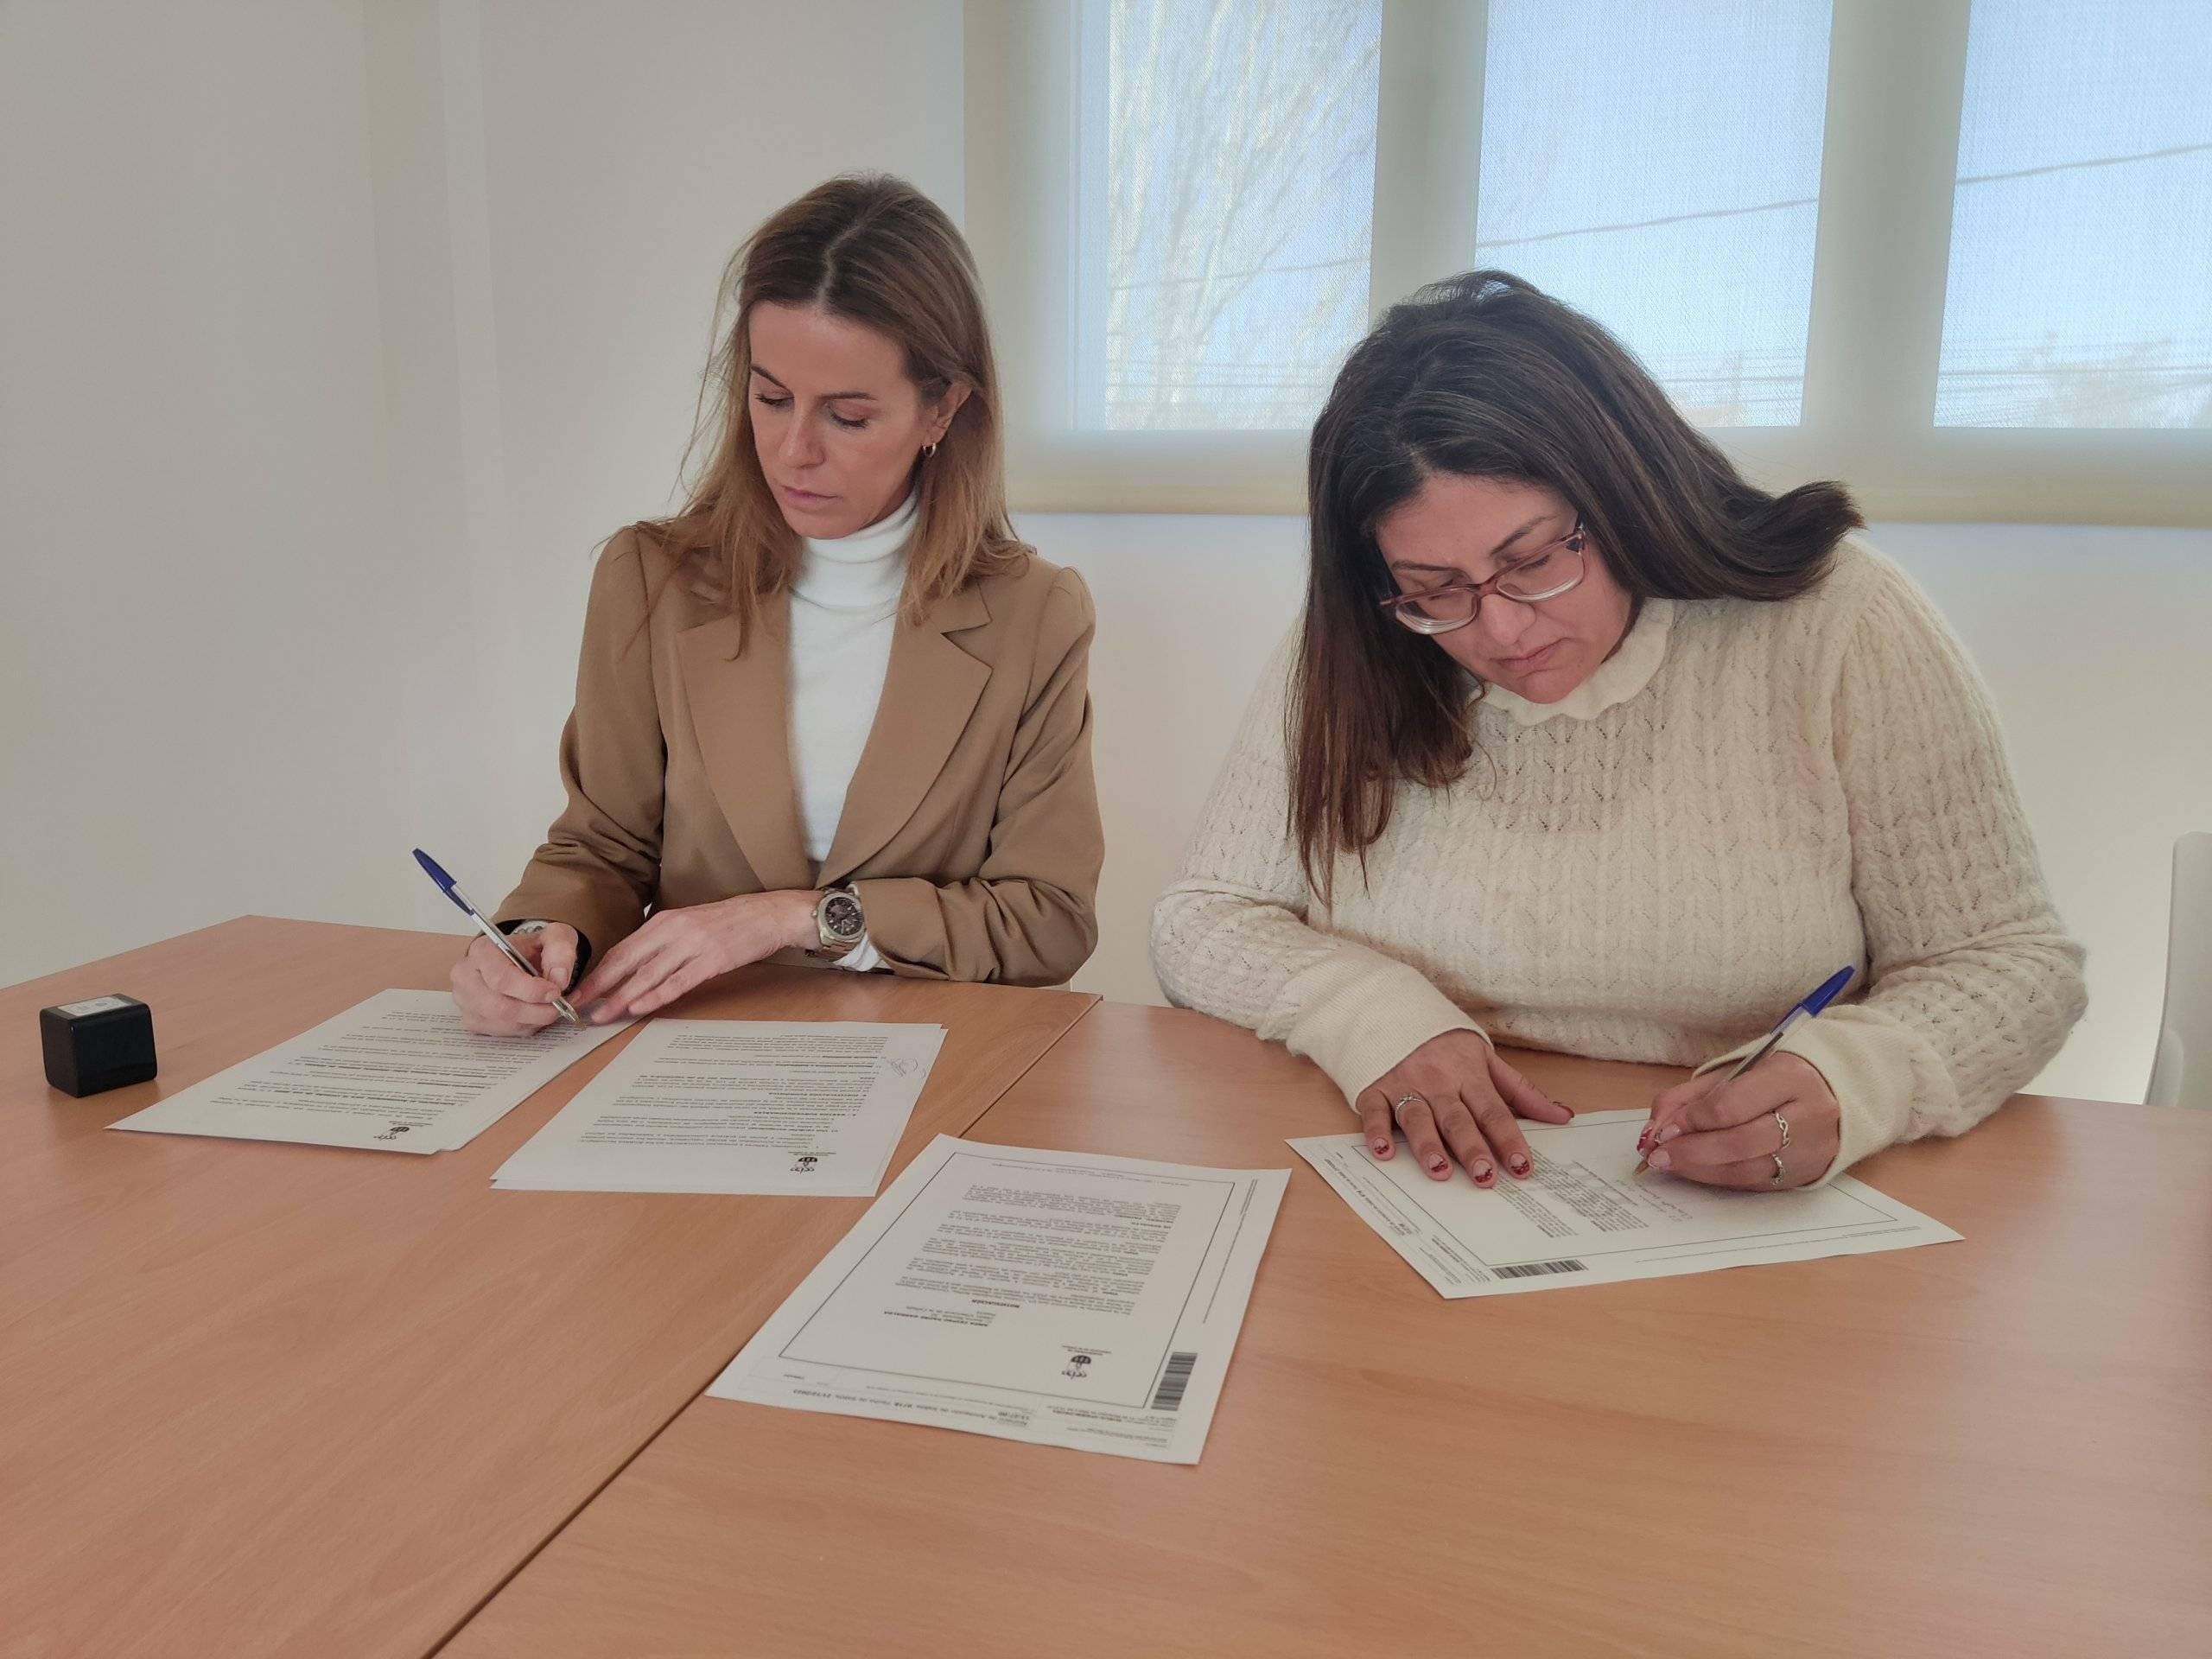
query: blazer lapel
677 594 815 894
819 583 992 884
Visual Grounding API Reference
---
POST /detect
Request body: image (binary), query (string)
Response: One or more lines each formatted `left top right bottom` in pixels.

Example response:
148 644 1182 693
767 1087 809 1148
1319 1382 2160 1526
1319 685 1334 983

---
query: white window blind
1474 0 1832 428
1935 0 2212 429
966 0 2212 524
1080 0 1382 431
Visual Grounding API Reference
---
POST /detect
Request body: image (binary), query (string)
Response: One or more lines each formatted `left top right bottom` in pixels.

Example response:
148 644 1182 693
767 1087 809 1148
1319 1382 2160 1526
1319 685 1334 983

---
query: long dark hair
1292 270 1863 899
654 174 1021 646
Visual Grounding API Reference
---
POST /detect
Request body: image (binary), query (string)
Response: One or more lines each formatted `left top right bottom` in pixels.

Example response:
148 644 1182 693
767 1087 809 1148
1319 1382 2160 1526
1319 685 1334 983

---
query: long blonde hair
656 174 1022 643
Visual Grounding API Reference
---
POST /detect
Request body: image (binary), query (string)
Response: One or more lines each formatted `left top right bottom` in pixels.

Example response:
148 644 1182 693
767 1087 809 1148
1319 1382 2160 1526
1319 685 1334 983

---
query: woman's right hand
1354 1031 1573 1185
449 925 581 1036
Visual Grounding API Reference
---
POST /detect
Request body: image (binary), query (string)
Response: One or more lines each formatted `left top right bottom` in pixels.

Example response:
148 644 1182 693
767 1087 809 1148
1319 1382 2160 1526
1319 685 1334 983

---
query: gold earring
923 440 939 460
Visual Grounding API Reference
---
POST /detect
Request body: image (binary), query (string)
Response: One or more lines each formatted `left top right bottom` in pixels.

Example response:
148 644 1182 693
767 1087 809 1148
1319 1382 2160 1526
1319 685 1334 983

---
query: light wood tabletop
0 917 1094 1659
441 1001 2212 1659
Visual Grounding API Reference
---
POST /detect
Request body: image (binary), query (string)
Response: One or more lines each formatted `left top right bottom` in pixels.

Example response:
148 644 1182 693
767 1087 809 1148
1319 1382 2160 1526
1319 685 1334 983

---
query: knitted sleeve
1149 635 1488 1103
1715 557 2088 1179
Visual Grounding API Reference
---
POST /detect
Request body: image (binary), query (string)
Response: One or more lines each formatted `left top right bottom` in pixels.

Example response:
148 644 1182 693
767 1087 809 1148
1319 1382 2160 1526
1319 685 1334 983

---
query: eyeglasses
1378 518 1588 635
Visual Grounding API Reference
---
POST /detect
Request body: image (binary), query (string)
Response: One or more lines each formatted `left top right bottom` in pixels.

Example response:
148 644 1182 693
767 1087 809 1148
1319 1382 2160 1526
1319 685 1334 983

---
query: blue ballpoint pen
411 849 585 1028
1637 964 1855 1175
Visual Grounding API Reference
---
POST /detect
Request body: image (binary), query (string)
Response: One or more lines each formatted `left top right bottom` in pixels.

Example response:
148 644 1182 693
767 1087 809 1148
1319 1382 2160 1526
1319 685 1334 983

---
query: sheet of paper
490 1019 946 1195
709 1135 1288 1463
110 989 628 1154
1291 1109 1960 1298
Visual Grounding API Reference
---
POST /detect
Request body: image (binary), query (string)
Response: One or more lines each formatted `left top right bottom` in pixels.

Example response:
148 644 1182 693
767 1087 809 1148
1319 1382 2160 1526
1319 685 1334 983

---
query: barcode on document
1150 1351 1200 1411
1491 1259 1588 1279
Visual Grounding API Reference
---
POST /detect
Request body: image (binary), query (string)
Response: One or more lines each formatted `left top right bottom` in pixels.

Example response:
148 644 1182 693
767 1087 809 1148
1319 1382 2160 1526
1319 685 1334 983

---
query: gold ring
1774 1110 1791 1152
1770 1152 1788 1185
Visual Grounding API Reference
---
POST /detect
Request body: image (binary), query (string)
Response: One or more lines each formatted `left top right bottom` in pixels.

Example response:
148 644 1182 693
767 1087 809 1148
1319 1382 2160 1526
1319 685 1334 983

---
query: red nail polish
1510 1154 1531 1176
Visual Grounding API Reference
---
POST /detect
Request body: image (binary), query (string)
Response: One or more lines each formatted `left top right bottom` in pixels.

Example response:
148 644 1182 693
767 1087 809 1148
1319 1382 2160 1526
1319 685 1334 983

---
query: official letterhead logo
1063 1352 1093 1380
373 1123 412 1141
791 1153 820 1173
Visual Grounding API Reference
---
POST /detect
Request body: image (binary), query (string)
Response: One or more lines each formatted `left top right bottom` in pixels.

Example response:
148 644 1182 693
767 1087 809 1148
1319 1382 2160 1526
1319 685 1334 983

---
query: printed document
110 989 626 1154
493 1019 945 1195
709 1135 1288 1462
1291 1109 1959 1298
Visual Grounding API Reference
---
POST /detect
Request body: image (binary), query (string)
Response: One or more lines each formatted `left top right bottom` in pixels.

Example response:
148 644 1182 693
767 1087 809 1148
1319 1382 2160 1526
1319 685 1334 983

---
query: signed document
1291 1109 1960 1299
709 1136 1288 1463
110 989 628 1154
492 1020 944 1195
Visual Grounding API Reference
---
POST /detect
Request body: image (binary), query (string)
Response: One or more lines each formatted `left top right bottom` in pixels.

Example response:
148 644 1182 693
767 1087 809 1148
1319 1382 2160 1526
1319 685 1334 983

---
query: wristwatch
809 886 867 960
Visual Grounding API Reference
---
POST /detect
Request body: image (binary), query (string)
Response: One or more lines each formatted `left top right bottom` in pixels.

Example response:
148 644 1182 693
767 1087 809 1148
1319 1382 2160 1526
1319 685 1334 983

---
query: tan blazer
495 525 1103 987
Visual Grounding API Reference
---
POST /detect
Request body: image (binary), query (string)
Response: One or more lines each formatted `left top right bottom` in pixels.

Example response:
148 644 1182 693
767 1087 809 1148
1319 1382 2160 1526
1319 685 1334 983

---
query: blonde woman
453 175 1102 1033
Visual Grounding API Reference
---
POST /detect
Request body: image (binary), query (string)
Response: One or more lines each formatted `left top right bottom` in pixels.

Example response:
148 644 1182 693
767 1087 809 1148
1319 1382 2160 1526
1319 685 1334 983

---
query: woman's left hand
1640 1052 1840 1189
571 892 820 1021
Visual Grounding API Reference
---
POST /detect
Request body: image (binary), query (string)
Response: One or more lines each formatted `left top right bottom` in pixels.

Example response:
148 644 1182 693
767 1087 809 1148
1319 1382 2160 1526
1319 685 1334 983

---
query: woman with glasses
1151 271 2084 1192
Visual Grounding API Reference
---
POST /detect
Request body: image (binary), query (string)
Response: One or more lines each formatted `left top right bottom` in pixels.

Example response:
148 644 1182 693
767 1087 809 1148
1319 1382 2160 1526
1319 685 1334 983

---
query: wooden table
0 918 1094 1659
442 1002 2212 1659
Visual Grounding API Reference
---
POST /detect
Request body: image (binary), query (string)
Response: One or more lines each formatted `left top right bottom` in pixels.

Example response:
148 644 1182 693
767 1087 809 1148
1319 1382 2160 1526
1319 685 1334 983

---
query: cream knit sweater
1150 542 2088 1182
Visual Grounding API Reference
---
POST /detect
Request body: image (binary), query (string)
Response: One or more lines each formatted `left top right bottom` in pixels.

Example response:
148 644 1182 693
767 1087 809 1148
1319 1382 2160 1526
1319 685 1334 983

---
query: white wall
2 0 423 976
1050 512 2212 1105
2 0 964 980
4 2 2201 1106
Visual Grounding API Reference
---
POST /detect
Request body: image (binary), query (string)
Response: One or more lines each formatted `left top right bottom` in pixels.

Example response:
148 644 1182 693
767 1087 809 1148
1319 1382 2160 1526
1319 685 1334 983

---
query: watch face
822 892 865 942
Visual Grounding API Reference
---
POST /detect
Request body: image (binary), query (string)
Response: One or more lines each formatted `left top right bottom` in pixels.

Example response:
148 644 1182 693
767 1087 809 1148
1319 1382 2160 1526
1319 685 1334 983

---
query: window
968 0 2212 523
1080 1 1382 431
1936 0 2212 429
1476 0 1833 427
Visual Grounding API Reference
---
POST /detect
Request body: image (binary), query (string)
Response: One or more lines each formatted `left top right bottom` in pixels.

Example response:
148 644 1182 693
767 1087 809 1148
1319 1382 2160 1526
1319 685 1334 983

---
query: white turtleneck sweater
517 496 917 974
1149 541 2088 1183
786 491 922 973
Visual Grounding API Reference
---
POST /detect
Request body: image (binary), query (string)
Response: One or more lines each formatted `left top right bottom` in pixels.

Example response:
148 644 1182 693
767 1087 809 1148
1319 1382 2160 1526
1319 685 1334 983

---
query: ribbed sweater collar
794 491 917 613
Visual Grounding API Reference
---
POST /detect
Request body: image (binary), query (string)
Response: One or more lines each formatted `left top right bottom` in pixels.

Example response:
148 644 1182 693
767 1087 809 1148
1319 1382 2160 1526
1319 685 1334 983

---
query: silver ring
1391 1092 1427 1126
1773 1110 1792 1152
1770 1152 1788 1185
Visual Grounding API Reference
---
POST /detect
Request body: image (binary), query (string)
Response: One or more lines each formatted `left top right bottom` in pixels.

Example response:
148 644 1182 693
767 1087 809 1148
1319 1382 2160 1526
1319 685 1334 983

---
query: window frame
964 0 2212 525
